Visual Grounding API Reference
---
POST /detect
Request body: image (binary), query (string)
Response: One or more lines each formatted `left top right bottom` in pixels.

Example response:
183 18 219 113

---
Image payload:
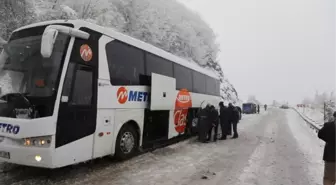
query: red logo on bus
80 44 93 62
117 87 128 104
174 89 192 133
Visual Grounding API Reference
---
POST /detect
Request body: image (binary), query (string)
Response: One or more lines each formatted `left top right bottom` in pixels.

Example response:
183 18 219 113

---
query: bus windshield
0 26 71 118
0 32 69 97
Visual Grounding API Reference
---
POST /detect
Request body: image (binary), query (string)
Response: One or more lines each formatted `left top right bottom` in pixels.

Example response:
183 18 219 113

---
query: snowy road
0 108 325 185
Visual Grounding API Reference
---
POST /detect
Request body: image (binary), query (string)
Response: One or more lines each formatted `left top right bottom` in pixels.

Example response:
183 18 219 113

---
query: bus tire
115 124 139 160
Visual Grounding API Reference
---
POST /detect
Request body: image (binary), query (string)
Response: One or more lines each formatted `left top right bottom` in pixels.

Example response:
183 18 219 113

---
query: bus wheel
115 125 139 160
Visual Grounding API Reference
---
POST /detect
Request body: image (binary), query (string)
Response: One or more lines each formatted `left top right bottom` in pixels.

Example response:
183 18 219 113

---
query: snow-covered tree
0 0 36 40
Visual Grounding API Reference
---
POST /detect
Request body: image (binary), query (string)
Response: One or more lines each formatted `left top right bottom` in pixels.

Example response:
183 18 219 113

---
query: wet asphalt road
0 108 324 185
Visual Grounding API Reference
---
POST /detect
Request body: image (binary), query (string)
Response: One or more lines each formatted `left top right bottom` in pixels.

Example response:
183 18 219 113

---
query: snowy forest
0 0 239 103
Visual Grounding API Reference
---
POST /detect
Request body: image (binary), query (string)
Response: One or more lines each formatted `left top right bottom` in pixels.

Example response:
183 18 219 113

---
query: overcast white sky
181 0 335 104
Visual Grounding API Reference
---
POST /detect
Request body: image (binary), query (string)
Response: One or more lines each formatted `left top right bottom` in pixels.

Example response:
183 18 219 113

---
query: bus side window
205 76 217 96
61 63 93 106
173 64 192 91
105 40 145 86
192 72 206 94
69 66 93 106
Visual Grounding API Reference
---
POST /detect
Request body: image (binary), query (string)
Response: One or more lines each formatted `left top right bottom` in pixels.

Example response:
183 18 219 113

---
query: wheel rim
120 131 135 154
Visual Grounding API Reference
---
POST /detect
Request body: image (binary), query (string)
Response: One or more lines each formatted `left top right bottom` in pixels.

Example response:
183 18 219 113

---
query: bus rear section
0 20 221 169
242 103 257 114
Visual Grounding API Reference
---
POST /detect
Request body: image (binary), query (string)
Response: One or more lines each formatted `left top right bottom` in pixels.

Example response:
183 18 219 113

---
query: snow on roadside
286 110 324 184
296 107 324 126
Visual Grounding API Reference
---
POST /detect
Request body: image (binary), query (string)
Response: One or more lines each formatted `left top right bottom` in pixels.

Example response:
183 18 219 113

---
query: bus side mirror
41 28 59 58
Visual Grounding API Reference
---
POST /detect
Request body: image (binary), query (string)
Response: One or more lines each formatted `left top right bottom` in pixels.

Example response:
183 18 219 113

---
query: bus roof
15 20 219 80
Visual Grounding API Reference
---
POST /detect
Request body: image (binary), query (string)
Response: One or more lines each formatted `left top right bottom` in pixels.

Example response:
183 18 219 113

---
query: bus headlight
35 155 42 162
23 136 51 147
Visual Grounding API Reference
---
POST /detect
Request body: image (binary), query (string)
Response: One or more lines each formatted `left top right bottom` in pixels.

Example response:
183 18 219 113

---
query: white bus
0 20 220 168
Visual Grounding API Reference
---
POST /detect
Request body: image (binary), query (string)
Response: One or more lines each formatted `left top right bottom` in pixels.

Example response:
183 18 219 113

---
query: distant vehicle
0 20 221 169
242 103 257 114
280 105 289 109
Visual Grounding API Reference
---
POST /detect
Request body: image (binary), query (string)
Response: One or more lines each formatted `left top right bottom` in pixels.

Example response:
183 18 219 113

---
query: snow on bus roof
15 20 219 80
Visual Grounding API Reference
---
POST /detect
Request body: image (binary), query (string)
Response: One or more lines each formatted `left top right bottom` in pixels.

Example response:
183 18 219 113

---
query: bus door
56 35 99 157
56 62 97 149
142 73 176 147
150 73 175 110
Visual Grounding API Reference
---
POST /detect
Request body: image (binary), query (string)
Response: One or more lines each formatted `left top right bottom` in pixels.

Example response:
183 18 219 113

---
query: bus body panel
54 135 94 168
97 35 113 81
93 109 115 158
0 141 54 168
0 117 55 139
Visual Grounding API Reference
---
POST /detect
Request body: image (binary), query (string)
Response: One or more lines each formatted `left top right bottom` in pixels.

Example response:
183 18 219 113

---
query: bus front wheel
115 124 139 160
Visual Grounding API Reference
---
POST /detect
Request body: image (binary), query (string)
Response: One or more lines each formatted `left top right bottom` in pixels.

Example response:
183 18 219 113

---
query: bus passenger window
106 41 145 86
146 53 173 78
174 64 192 91
192 72 206 94
206 76 217 95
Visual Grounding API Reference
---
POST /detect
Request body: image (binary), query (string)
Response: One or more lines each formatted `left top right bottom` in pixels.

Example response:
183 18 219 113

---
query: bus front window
0 30 70 118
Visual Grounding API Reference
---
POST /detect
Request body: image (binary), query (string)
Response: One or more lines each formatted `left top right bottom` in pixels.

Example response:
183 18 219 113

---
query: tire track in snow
235 110 278 185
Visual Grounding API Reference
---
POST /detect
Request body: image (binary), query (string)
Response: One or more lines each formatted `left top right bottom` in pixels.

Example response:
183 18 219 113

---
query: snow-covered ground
295 107 324 127
0 108 324 185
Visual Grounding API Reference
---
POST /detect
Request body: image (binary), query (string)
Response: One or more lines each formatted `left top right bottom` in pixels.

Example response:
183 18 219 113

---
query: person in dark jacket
219 102 229 140
236 106 242 120
257 104 260 114
197 104 212 143
318 111 336 185
228 103 240 139
207 105 219 142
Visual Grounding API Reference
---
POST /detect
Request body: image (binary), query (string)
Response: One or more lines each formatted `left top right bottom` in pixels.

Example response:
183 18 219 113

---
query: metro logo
0 123 20 135
117 87 128 104
80 44 93 62
117 87 149 104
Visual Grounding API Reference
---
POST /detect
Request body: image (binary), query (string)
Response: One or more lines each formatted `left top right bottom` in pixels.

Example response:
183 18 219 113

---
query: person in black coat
257 104 260 114
219 102 229 140
207 105 219 142
228 103 240 139
236 106 242 120
197 104 212 143
318 112 336 185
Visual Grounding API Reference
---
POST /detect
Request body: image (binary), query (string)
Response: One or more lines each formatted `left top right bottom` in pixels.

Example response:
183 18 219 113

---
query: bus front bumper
0 144 54 168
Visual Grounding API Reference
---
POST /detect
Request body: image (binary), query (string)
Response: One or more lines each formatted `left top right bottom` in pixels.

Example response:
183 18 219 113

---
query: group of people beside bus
197 102 241 143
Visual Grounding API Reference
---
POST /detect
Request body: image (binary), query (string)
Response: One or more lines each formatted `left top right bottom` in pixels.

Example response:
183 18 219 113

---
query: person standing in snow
264 104 267 111
318 111 336 185
207 105 219 142
228 103 240 139
257 104 260 114
236 106 242 120
197 104 212 143
219 102 229 140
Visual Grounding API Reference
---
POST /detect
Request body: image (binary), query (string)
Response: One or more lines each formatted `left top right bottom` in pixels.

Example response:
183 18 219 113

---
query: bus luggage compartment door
150 73 176 110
